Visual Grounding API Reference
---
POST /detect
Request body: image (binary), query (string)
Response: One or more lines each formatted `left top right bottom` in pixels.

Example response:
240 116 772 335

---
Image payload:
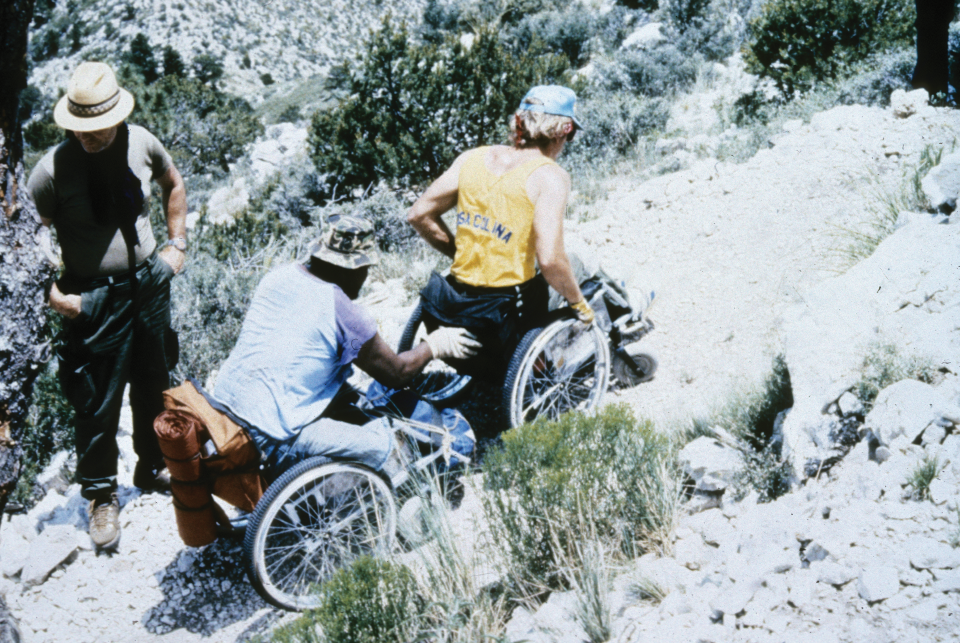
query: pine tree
128 32 159 83
161 45 186 78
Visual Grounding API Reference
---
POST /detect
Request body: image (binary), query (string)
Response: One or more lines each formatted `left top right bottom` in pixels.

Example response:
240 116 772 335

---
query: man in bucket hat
27 61 188 550
407 85 593 379
213 217 480 479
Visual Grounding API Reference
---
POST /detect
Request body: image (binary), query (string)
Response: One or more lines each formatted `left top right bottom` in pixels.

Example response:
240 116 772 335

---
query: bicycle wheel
503 319 611 428
243 457 397 611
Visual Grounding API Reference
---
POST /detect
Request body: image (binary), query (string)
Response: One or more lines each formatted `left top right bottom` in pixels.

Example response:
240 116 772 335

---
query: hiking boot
88 494 120 550
133 462 172 493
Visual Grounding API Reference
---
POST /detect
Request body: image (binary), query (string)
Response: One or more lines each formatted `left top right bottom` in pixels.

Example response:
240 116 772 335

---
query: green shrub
598 45 700 97
687 356 794 502
271 556 422 643
14 329 77 506
192 53 225 86
567 92 668 164
128 74 263 178
309 18 571 195
127 33 159 84
906 456 941 501
482 404 677 597
170 252 263 384
744 0 915 95
161 45 187 78
854 344 940 412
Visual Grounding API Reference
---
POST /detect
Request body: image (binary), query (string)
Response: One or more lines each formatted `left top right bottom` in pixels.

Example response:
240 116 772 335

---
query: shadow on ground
143 535 273 637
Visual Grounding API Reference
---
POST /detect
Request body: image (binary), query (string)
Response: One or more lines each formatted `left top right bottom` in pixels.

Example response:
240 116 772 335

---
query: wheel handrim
510 320 610 426
253 465 396 609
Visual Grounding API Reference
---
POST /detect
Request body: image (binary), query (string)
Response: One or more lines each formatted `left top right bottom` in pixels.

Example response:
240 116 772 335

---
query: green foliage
271 556 422 643
744 0 916 95
687 356 793 502
691 355 793 450
482 405 676 596
128 75 263 177
127 33 159 83
260 73 275 86
854 344 940 412
161 45 187 78
510 8 598 67
23 117 63 152
597 45 700 97
15 315 76 506
192 53 224 86
838 143 942 265
310 18 571 195
170 252 263 384
906 456 941 501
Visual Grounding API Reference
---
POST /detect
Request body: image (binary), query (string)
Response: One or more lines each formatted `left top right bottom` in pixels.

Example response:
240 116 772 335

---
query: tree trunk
1 0 46 637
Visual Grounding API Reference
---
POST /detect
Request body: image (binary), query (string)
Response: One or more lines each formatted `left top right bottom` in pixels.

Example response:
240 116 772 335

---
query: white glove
423 327 482 360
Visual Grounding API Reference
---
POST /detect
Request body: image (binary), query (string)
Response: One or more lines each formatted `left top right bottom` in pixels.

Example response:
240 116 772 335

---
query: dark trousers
913 0 957 97
57 253 177 501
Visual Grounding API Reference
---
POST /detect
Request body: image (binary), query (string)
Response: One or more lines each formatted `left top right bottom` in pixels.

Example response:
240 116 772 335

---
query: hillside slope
2 99 960 642
27 0 424 99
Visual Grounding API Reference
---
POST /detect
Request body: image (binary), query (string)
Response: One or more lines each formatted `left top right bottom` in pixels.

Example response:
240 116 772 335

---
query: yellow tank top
450 147 556 288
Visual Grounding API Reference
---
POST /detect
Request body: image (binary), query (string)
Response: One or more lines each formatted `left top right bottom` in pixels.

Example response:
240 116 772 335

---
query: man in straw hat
213 216 480 479
27 61 188 549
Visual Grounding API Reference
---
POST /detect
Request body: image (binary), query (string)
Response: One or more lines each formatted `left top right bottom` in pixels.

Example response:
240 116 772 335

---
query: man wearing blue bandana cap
407 85 594 378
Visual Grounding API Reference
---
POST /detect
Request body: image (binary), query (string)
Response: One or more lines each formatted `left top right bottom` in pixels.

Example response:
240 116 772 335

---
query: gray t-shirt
27 124 173 278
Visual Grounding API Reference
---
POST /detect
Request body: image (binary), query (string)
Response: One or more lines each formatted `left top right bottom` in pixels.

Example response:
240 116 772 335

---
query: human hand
49 282 82 319
424 327 482 360
158 245 185 275
571 299 595 326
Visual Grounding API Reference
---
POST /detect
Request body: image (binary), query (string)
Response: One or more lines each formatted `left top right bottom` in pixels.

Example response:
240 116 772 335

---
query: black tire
611 347 659 387
397 301 425 353
502 319 611 428
243 456 397 611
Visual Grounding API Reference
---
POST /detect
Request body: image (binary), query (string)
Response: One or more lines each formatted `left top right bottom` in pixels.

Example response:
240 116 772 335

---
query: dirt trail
575 104 960 428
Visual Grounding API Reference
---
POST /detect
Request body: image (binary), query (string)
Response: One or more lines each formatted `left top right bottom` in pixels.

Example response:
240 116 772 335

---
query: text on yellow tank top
450 147 556 288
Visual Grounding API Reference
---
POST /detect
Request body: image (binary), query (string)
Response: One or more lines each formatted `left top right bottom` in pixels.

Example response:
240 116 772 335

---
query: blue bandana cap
519 85 583 130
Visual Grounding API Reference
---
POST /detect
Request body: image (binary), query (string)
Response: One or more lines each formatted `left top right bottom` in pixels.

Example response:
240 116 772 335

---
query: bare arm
354 333 434 389
407 151 472 258
155 164 188 274
528 165 584 305
40 213 81 318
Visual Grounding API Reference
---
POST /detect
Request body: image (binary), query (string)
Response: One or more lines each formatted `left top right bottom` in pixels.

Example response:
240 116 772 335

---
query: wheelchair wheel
397 301 426 352
503 319 611 428
243 456 397 611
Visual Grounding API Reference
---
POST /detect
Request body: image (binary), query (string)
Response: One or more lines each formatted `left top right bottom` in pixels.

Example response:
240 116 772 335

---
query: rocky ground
3 91 960 641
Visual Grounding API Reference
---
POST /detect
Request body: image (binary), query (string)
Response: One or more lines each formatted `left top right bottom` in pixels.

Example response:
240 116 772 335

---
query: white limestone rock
20 525 81 588
815 561 858 586
922 151 960 212
206 179 250 226
836 392 864 418
856 566 900 602
864 380 960 446
931 569 960 593
909 537 960 570
621 22 665 50
678 436 744 492
891 88 929 118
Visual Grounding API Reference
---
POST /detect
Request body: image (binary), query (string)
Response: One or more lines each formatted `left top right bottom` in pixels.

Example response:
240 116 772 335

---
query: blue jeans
247 416 395 480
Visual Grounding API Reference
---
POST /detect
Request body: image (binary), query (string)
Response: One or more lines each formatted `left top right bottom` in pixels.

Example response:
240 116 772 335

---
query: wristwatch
166 237 187 252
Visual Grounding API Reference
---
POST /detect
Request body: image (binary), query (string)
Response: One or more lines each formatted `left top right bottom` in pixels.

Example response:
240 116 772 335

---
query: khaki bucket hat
54 62 135 132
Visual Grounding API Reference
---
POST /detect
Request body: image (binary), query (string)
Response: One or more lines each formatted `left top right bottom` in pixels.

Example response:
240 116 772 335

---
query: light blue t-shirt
215 264 378 441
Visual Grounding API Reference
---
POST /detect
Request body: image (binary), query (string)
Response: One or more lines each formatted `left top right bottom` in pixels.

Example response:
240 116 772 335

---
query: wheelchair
238 403 467 611
397 275 655 428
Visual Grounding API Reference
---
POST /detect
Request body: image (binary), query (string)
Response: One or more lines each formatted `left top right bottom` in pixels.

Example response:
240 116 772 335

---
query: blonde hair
510 97 574 149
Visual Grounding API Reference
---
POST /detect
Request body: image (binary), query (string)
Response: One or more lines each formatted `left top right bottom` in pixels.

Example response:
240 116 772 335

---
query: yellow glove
571 299 595 325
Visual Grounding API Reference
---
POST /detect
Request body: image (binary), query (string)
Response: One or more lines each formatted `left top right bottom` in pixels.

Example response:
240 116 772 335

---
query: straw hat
53 62 135 132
